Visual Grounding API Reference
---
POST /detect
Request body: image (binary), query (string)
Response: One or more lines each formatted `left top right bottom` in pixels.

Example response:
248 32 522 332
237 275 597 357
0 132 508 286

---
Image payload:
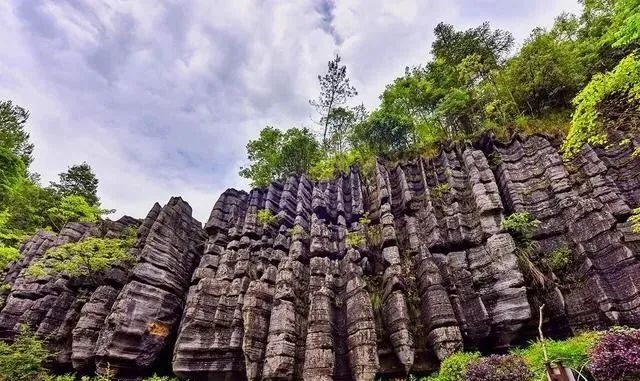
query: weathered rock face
1 134 639 380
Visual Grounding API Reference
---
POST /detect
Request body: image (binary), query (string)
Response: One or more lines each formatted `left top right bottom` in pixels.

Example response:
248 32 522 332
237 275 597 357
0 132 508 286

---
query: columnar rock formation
0 134 639 380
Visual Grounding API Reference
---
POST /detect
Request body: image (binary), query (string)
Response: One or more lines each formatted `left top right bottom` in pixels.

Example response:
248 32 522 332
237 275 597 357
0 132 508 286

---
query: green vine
563 53 640 157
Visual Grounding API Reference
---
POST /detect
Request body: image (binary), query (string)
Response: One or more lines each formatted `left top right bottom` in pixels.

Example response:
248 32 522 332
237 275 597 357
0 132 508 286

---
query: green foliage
27 230 136 281
501 212 541 242
0 147 25 205
0 325 51 381
564 53 640 157
0 100 34 168
50 162 100 206
425 351 481 381
514 331 600 380
604 0 640 48
309 147 374 182
1 177 58 238
353 109 417 156
631 208 640 233
240 127 322 187
0 245 20 271
544 246 573 273
369 292 382 312
256 209 279 228
46 195 103 232
346 231 366 248
431 183 450 200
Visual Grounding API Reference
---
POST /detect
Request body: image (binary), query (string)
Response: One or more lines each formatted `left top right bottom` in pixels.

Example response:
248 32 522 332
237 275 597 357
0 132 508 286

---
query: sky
0 0 582 223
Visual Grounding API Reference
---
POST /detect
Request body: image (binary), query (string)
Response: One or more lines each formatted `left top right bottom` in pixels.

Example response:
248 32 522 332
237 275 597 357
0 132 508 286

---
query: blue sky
0 0 581 222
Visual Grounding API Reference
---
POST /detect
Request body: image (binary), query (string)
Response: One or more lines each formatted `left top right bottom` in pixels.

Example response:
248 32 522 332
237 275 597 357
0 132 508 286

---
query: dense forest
239 0 639 188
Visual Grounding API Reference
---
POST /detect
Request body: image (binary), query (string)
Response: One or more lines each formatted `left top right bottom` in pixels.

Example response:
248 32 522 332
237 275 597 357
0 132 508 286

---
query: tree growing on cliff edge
310 54 358 148
50 162 100 206
239 127 322 187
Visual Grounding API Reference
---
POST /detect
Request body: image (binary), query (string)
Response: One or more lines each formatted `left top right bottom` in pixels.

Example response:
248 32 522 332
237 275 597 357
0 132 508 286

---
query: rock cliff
1 134 639 380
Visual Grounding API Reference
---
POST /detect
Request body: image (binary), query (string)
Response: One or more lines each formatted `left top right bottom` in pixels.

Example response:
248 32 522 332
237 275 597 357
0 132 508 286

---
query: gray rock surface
0 135 639 380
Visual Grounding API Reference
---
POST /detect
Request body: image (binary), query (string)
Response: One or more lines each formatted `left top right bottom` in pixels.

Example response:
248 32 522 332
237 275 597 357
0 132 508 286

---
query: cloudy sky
0 0 581 223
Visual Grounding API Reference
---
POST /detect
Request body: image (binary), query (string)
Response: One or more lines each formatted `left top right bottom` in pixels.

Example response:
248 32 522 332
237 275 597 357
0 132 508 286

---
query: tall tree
50 162 100 206
0 101 34 168
310 55 358 148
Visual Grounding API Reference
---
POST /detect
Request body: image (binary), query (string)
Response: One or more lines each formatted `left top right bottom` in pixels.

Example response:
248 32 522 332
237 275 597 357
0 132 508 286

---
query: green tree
0 100 34 168
352 109 416 156
46 195 103 232
310 55 358 148
1 177 57 238
239 127 322 187
0 147 25 205
493 29 587 117
50 162 100 206
376 22 513 143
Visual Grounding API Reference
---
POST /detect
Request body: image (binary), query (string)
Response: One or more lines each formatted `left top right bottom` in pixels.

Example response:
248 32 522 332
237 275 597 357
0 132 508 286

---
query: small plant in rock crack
431 183 450 200
501 212 541 242
346 231 366 248
370 292 383 312
256 208 279 228
543 246 573 273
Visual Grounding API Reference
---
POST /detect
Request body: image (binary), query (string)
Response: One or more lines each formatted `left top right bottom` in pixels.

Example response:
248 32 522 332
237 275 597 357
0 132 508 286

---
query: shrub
27 231 135 282
256 209 279 228
501 212 541 242
465 354 533 381
0 245 20 271
515 331 600 379
589 327 640 381
425 351 481 381
543 246 573 273
0 325 51 381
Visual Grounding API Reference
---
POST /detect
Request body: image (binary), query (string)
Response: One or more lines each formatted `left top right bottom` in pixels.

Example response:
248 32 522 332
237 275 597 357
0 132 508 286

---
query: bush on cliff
26 227 136 282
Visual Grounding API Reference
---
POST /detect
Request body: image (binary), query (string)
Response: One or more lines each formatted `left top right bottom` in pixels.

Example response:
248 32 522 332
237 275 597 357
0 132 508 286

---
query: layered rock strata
0 135 639 380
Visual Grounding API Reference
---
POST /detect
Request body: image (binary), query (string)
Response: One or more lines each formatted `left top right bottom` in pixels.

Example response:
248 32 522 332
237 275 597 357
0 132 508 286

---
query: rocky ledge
1 134 639 380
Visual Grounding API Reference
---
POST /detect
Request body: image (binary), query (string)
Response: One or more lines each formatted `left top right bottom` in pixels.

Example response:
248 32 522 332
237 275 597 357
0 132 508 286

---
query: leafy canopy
46 195 104 232
239 127 322 187
0 100 34 167
50 162 100 206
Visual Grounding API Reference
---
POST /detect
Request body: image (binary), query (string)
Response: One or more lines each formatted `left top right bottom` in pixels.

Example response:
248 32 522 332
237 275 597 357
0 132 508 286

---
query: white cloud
0 0 581 223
